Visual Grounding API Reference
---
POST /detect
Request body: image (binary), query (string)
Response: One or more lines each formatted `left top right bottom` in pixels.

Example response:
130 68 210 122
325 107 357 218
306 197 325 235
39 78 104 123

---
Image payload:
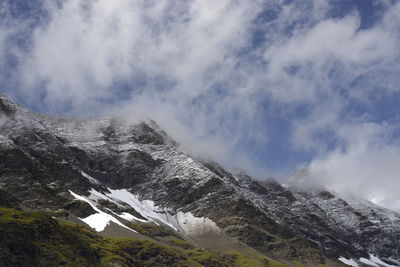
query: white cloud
307 123 400 211
3 0 400 204
19 0 262 108
15 0 270 175
290 97 343 152
0 29 6 62
262 14 397 104
21 0 142 106
0 26 16 86
267 15 393 65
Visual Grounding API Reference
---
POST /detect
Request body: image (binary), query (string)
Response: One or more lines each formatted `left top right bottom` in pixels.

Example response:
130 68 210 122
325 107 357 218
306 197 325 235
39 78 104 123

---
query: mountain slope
0 200 249 267
0 93 398 266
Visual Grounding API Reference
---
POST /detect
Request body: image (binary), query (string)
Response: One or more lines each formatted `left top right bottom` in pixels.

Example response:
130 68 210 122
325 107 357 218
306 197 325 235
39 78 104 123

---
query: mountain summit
0 93 17 116
0 93 398 267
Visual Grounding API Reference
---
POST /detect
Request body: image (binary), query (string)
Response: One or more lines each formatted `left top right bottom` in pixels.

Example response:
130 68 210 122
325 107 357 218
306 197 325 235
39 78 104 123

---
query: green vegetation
0 206 205 266
0 206 342 267
293 261 307 267
266 258 292 267
103 238 200 267
0 206 264 266
126 221 177 238
166 236 195 249
223 251 269 267
185 248 231 266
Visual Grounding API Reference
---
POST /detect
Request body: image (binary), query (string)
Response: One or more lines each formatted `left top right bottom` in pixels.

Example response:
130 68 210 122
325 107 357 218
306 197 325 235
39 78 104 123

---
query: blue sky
1 0 400 209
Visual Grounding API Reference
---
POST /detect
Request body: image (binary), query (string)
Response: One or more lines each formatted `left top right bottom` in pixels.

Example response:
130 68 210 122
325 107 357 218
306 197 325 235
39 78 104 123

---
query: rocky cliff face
0 93 398 267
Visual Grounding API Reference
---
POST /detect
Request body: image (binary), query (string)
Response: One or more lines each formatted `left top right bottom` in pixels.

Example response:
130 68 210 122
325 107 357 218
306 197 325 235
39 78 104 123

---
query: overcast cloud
2 0 400 211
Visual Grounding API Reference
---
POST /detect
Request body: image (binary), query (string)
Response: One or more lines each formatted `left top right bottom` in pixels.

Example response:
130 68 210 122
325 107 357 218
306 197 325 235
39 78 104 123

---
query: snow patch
338 255 397 267
87 188 148 223
69 190 137 233
105 188 177 230
88 188 114 202
369 255 397 267
173 211 222 237
338 257 359 267
104 188 222 236
80 172 101 185
117 212 144 222
360 257 379 267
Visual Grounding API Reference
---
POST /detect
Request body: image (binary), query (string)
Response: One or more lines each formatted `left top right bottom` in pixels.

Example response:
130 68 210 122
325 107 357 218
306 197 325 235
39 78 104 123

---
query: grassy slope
0 205 347 267
0 206 277 267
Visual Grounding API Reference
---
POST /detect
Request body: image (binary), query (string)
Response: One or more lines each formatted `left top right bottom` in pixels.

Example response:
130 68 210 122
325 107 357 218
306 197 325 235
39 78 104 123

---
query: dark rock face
0 93 17 116
63 200 96 218
0 189 20 209
0 93 399 263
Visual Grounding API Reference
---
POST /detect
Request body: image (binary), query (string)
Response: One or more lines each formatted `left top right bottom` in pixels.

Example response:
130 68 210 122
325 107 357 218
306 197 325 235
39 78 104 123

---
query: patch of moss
185 248 231 267
167 236 195 249
126 221 177 238
293 261 307 267
0 207 103 266
223 251 269 267
266 258 291 267
106 238 199 267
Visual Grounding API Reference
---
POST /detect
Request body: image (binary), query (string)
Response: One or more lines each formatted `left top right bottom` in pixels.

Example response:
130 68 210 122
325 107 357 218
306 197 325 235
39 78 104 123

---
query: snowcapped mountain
0 92 399 267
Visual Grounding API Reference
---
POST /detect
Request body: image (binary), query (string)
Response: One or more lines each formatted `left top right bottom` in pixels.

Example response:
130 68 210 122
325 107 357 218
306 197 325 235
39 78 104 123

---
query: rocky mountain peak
286 167 326 192
0 92 17 116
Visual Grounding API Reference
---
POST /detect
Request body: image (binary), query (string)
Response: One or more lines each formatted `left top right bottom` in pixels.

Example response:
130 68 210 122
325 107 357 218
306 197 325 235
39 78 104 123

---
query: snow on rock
368 255 397 267
106 188 178 230
69 190 137 233
339 257 359 267
360 257 379 267
105 188 222 236
117 212 145 222
87 188 148 223
338 255 397 267
173 211 223 237
74 186 221 237
87 188 112 202
80 172 101 185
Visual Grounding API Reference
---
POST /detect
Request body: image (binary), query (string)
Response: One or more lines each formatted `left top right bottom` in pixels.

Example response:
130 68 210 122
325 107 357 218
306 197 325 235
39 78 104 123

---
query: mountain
0 92 399 267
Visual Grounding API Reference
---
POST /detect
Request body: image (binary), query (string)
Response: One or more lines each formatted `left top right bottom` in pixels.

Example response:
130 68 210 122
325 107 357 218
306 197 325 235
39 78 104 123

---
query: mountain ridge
0 93 398 267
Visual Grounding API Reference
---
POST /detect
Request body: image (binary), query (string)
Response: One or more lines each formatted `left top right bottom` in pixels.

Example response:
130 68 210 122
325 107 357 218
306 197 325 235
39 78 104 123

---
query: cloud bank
1 0 400 210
